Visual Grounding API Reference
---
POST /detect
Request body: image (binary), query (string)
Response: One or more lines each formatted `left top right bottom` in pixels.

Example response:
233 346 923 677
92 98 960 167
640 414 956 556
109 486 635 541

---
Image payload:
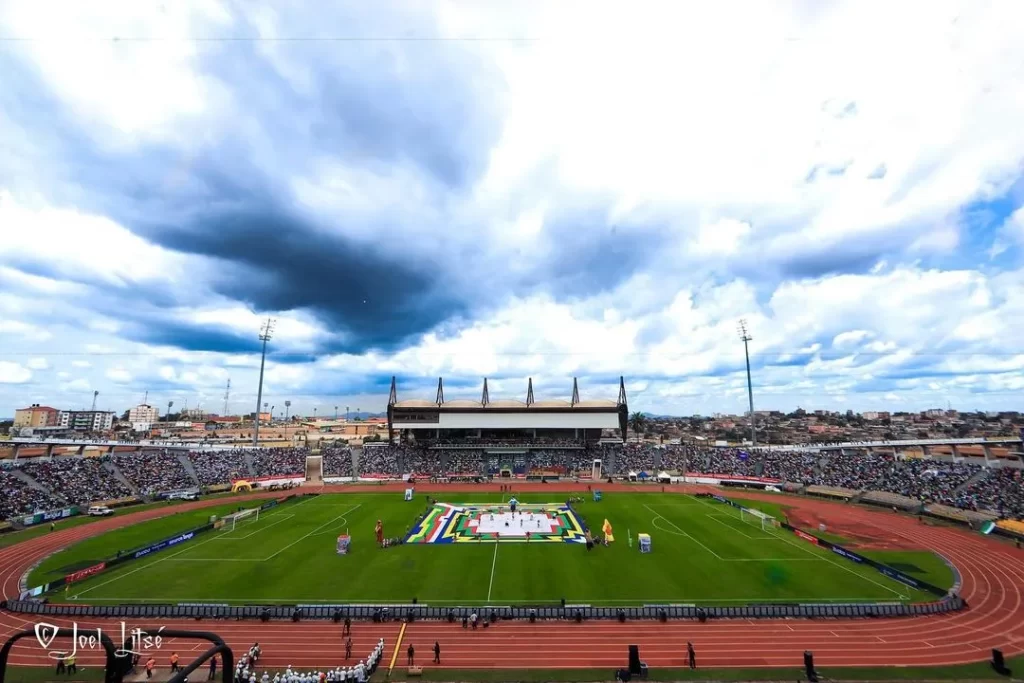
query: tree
628 412 647 442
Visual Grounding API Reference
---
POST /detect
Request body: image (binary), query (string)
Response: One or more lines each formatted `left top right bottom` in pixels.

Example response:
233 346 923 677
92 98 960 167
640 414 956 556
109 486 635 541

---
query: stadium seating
2 441 1021 523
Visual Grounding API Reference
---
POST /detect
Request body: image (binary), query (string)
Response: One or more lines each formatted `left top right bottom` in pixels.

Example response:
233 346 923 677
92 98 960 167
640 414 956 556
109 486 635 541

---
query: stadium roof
387 376 626 411
392 398 618 409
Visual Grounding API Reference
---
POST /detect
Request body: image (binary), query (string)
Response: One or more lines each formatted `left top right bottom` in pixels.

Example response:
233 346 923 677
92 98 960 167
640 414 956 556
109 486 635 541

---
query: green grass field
39 492 953 606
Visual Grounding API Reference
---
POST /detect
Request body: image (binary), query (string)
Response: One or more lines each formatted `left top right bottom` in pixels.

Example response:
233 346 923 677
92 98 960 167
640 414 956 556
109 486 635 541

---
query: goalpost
739 508 775 531
225 507 260 531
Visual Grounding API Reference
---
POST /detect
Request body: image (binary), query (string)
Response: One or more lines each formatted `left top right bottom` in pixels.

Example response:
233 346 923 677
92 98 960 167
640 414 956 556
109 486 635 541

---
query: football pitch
37 492 950 606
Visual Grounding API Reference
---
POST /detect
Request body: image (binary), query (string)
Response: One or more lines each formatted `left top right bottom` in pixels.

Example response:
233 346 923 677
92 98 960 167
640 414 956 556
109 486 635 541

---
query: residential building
128 404 159 423
13 404 60 428
64 411 115 432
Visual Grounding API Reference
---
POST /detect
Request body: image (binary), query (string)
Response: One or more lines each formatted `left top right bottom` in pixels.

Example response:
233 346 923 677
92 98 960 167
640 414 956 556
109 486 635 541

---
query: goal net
739 508 775 531
225 507 260 531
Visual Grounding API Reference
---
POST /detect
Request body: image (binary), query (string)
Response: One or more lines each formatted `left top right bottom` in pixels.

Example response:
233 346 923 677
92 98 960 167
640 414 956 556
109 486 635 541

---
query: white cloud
105 368 133 384
2 1 1024 417
0 0 230 145
0 319 53 342
0 192 196 289
0 362 32 384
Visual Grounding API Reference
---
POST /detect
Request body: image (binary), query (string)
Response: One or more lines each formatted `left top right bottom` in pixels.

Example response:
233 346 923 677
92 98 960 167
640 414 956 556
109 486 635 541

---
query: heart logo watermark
34 622 59 650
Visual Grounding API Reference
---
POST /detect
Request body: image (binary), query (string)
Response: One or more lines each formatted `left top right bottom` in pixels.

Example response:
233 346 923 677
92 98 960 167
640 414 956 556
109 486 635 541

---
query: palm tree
629 411 648 443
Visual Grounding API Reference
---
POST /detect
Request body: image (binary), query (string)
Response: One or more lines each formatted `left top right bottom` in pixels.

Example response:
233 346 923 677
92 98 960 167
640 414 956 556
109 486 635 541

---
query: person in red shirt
145 656 156 679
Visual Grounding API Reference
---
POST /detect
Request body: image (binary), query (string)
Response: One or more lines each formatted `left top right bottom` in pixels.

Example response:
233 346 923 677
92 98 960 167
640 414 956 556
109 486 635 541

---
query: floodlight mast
253 318 275 447
738 319 756 447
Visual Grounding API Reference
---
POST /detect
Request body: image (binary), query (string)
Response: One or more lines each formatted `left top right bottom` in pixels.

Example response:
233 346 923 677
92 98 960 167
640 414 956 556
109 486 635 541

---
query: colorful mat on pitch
405 503 588 544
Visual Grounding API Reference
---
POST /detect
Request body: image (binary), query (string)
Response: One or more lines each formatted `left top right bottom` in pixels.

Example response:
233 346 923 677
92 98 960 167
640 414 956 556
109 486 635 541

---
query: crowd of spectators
649 445 1019 515
20 456 132 505
358 447 404 475
446 450 482 474
615 444 656 473
322 447 354 477
956 468 1024 518
187 450 251 486
113 450 193 495
0 469 63 518
251 449 307 477
6 437 1021 521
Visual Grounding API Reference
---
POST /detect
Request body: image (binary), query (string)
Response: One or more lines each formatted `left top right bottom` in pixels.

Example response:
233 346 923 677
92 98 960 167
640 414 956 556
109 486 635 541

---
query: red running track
1 484 1023 671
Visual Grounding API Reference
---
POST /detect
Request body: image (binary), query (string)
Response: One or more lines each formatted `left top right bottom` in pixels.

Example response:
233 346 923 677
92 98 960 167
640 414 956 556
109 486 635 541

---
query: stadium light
253 318 275 447
738 319 756 447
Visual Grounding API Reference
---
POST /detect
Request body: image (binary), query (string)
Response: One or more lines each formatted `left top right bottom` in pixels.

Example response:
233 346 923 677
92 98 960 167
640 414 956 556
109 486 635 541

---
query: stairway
352 445 363 477
10 467 50 493
104 459 141 497
175 453 201 487
243 451 258 478
305 455 323 484
954 468 990 495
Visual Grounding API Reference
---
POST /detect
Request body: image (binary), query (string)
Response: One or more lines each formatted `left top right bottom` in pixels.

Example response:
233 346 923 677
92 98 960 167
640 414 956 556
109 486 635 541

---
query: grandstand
387 375 628 443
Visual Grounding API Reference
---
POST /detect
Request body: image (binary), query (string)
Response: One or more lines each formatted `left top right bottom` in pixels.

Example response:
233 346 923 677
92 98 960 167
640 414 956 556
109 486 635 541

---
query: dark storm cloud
0 3 506 355
126 320 265 355
530 207 676 299
143 205 465 354
778 245 884 279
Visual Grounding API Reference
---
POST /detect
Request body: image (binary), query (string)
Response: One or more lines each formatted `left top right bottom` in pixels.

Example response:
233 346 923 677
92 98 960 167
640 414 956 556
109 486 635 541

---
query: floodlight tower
167 400 174 420
738 319 756 447
253 318 275 446
284 400 291 422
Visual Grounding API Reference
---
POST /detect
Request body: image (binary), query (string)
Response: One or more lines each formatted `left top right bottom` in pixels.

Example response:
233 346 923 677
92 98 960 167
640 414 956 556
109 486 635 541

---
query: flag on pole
602 519 615 542
628 529 633 548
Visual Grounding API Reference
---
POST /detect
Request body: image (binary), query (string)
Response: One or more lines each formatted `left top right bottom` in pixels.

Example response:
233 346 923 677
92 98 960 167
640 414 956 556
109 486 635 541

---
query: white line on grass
644 504 724 559
262 504 362 561
73 493 323 599
704 514 776 540
217 514 294 540
74 531 226 598
689 494 909 600
308 510 357 538
486 541 499 602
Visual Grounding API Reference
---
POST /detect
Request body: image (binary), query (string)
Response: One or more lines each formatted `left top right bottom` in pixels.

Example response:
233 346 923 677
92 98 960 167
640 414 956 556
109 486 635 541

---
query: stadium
0 378 1022 682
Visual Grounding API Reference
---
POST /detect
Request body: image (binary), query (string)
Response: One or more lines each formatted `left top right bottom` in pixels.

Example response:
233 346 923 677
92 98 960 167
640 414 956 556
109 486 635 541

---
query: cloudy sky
2 0 1024 419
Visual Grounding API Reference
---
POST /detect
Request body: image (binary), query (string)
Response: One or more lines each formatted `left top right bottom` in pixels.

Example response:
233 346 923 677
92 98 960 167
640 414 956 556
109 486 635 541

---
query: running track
1 484 1022 672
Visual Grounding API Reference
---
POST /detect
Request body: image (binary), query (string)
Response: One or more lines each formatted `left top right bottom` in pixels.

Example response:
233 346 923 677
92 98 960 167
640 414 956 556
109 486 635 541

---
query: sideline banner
779 522 947 597
66 562 106 584
131 529 202 560
21 506 79 526
794 529 819 545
